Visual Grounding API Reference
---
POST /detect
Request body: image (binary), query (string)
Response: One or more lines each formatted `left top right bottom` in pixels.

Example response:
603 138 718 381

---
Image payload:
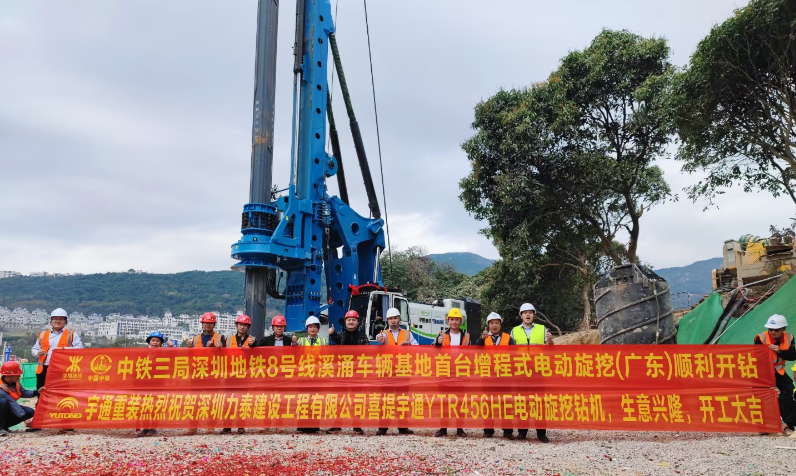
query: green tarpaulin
676 292 724 344
717 275 796 344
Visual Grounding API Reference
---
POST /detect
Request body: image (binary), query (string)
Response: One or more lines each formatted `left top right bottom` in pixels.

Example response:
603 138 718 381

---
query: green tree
461 29 672 268
670 0 796 206
380 247 482 303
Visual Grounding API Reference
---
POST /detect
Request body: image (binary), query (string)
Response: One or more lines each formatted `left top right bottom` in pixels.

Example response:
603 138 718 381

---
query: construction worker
137 331 167 437
257 315 293 346
754 314 796 435
220 315 256 435
186 312 226 348
295 316 326 433
476 312 516 439
0 361 43 436
434 308 471 438
375 307 416 436
327 310 368 435
29 308 83 435
182 313 225 436
376 307 418 346
511 302 552 443
295 316 328 346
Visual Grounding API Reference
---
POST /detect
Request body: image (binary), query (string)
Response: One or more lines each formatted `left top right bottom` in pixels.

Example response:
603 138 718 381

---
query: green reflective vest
511 324 545 345
297 336 327 346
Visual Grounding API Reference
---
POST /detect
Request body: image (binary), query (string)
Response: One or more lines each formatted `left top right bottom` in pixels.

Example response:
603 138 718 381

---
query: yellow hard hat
447 308 463 319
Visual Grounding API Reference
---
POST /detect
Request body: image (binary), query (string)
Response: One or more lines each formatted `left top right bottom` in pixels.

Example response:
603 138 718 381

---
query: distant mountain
654 257 722 309
428 252 494 276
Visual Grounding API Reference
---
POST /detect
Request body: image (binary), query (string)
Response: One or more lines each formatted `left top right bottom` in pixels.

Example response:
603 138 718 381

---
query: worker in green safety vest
510 302 553 443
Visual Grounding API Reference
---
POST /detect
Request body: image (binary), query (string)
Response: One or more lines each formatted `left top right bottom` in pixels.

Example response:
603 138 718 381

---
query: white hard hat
765 314 788 329
51 308 68 318
486 312 502 323
305 316 321 327
519 303 536 313
386 308 401 319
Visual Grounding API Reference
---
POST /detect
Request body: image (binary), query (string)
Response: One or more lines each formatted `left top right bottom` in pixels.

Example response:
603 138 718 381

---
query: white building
0 271 21 279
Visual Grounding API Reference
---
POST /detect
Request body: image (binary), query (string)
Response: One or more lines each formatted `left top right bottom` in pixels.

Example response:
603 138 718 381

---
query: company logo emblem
56 397 79 411
91 355 113 374
66 356 83 373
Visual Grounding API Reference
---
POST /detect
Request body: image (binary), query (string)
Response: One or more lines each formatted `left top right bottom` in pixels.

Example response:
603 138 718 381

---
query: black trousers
517 429 547 439
36 365 47 390
776 375 796 429
484 429 513 437
0 401 34 431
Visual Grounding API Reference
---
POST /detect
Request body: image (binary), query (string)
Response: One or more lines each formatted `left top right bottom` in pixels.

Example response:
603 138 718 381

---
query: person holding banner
0 361 43 436
511 303 552 443
186 312 227 348
29 307 83 435
476 312 516 440
754 314 796 435
327 310 368 435
257 315 293 346
375 307 416 436
434 308 472 438
221 315 256 435
136 331 167 438
295 316 328 346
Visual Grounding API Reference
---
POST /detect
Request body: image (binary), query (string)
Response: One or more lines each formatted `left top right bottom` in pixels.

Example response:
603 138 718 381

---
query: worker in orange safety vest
374 307 417 436
183 312 226 436
221 315 256 434
475 312 516 439
755 314 796 435
434 308 471 438
29 308 83 435
0 361 43 436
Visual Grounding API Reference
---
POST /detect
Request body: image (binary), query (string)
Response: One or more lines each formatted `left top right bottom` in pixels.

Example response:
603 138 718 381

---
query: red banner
33 345 779 432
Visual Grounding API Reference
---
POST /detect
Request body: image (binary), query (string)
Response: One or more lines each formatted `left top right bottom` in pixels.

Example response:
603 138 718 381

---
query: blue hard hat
146 331 165 343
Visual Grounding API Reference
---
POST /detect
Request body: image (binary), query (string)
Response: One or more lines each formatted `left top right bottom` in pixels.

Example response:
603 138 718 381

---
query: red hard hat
201 312 217 323
0 361 23 376
344 310 360 319
236 315 252 325
271 315 286 326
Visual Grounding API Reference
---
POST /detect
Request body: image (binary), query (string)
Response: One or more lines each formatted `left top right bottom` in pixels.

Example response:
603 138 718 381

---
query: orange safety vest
193 332 219 348
758 331 792 376
36 329 74 374
0 381 21 401
227 334 251 348
442 331 470 346
484 333 511 346
382 329 411 345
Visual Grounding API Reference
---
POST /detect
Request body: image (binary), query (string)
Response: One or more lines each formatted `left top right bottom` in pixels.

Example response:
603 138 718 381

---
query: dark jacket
256 334 293 347
434 329 472 347
755 332 796 392
475 333 516 346
0 379 37 419
330 328 370 346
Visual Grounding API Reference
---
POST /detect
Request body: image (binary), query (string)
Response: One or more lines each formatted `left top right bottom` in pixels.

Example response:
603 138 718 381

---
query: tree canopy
670 0 796 206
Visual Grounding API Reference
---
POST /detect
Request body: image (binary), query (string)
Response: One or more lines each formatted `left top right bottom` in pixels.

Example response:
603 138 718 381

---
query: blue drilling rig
231 0 399 336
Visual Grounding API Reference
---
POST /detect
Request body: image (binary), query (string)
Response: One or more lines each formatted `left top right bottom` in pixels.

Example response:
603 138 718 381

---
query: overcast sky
1 0 792 274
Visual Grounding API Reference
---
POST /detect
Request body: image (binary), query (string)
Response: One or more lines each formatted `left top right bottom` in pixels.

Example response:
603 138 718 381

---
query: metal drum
594 264 676 345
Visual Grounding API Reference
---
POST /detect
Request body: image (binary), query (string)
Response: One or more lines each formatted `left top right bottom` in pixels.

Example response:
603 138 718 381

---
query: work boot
181 429 198 436
375 428 388 436
0 428 9 437
55 429 74 436
326 428 342 434
503 430 515 440
220 428 232 434
353 428 364 435
456 429 467 437
434 429 447 437
398 429 414 435
483 430 493 438
237 428 246 434
538 435 550 443
25 429 41 433
148 430 158 436
136 430 150 438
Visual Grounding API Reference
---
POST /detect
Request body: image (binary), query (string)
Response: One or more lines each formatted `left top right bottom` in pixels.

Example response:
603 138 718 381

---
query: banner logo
66 356 83 373
90 355 113 375
56 397 79 411
51 397 83 419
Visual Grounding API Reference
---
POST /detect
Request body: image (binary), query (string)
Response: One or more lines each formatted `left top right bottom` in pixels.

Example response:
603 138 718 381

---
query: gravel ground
0 427 789 476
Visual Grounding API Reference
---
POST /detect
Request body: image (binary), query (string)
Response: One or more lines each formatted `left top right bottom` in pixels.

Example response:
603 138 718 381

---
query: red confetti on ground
0 450 443 476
